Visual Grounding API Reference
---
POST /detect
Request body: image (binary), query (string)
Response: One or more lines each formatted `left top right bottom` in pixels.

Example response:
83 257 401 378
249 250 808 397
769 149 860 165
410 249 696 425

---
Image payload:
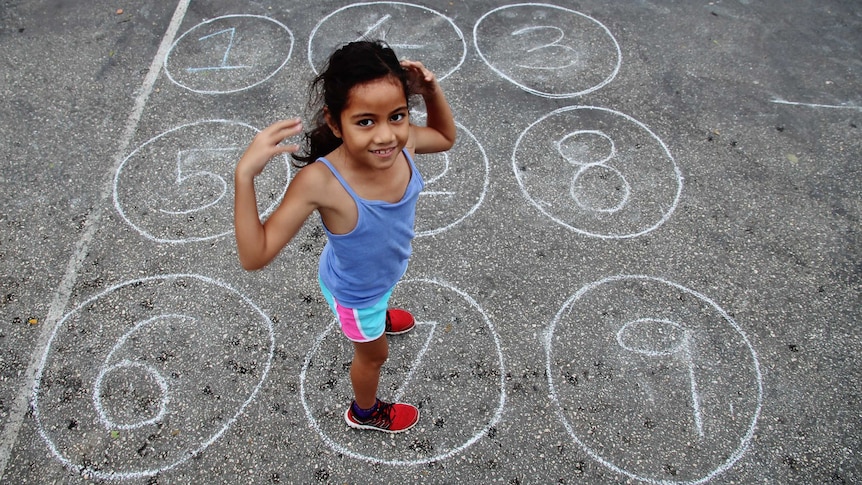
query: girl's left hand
401 60 439 97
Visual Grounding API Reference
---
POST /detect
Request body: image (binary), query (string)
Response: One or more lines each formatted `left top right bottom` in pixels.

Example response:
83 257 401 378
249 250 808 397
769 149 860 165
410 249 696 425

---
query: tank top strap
402 149 424 188
316 150 423 199
315 157 362 201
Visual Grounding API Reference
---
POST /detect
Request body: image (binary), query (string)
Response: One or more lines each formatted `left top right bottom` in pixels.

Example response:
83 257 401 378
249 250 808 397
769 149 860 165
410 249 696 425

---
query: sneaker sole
344 408 419 433
385 325 414 336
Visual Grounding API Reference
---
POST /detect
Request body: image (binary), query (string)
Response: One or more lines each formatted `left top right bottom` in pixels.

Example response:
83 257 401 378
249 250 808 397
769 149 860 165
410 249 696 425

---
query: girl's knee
353 337 388 365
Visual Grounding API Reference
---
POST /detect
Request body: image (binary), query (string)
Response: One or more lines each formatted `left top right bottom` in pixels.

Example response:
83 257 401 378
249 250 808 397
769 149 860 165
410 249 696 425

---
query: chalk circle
474 4 621 98
165 14 293 94
571 164 631 213
617 318 688 356
32 274 275 480
545 275 763 484
93 359 170 430
557 130 616 167
513 106 682 238
113 120 291 244
410 113 489 237
308 2 465 81
300 278 506 465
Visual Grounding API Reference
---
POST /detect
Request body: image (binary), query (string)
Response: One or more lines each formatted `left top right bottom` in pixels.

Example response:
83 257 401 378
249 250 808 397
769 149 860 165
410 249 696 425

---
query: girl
234 40 456 433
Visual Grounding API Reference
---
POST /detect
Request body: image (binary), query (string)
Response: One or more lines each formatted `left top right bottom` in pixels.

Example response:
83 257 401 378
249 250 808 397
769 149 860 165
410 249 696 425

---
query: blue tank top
317 149 424 307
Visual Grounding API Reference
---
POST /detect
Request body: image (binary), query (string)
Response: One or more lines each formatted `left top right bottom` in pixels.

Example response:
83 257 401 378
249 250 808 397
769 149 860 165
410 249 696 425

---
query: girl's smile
331 76 410 170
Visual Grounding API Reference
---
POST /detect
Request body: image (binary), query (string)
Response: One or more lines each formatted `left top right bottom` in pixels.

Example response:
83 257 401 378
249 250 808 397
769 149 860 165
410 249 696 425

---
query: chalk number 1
186 28 250 73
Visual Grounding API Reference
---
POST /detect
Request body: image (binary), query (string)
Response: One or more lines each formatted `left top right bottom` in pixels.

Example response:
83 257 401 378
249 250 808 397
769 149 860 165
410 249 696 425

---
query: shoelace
363 401 394 429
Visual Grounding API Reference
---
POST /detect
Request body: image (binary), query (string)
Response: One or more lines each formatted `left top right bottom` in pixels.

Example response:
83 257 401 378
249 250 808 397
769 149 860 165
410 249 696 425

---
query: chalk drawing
113 120 291 244
474 4 621 98
93 357 171 430
511 26 578 71
556 130 631 213
392 320 437 403
617 318 703 437
185 28 251 73
545 275 763 484
32 274 274 480
513 106 682 238
165 14 293 94
308 2 466 81
771 98 862 111
410 114 489 237
300 278 506 465
0 2 193 478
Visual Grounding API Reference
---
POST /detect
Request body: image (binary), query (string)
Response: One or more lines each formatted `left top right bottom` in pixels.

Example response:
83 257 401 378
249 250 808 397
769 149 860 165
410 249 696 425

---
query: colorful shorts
318 277 393 343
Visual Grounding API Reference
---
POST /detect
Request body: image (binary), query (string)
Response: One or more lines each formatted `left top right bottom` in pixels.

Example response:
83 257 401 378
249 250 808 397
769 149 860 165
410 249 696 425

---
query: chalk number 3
511 26 578 71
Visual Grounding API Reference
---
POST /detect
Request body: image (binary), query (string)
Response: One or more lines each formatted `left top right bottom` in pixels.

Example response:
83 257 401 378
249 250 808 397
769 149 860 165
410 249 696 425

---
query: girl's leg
350 335 388 409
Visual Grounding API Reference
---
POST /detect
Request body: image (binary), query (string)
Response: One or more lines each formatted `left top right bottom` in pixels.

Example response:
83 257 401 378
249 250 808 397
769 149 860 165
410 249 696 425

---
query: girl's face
330 76 410 170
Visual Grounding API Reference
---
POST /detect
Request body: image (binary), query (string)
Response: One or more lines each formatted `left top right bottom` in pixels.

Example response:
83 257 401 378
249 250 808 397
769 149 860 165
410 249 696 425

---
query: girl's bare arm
234 118 317 270
402 60 456 154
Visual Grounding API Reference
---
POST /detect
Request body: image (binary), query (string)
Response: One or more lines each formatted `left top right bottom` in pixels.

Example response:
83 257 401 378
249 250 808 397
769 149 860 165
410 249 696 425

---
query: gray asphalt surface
1 0 859 483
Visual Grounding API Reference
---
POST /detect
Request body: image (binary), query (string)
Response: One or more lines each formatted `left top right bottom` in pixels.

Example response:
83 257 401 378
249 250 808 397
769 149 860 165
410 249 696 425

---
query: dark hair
292 40 410 166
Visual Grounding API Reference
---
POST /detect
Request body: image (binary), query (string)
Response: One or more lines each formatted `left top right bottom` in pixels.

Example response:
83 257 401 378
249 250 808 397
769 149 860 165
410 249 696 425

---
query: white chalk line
684 335 704 438
93 359 171 430
0 1 192 479
157 147 240 215
30 274 274 480
354 13 426 50
308 2 466 81
164 15 294 95
545 275 764 484
616 318 703 437
512 26 578 71
392 321 437 403
112 120 291 244
92 314 194 430
357 13 392 42
513 106 683 239
416 119 489 237
185 28 251 72
420 148 451 185
557 130 630 213
570 164 631 214
771 99 862 111
299 277 506 466
556 130 616 167
473 3 621 99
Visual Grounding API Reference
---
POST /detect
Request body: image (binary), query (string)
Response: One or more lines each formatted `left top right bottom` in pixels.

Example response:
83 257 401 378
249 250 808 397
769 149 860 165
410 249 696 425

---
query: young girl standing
234 40 456 433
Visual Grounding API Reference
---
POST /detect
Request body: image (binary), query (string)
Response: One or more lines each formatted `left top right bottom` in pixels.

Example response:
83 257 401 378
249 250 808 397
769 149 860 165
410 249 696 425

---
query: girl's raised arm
234 118 318 270
402 60 456 154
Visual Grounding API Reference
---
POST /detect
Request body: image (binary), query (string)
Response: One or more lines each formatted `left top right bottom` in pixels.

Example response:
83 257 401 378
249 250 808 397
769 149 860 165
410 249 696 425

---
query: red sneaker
344 399 419 433
385 309 415 335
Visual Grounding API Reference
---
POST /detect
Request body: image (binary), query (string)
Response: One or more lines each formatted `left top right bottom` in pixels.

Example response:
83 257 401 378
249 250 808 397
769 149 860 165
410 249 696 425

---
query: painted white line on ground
0 0 191 478
771 98 862 110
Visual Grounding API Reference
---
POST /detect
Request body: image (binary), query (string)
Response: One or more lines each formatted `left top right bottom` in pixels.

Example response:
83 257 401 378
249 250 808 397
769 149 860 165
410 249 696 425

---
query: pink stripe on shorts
318 277 392 342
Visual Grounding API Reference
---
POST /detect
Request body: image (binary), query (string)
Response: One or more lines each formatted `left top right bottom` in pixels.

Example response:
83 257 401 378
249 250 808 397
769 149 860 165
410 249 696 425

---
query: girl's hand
401 60 439 98
235 118 302 180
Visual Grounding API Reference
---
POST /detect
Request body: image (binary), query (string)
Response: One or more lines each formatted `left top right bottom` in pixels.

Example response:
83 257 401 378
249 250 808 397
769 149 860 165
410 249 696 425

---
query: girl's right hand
235 118 303 180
